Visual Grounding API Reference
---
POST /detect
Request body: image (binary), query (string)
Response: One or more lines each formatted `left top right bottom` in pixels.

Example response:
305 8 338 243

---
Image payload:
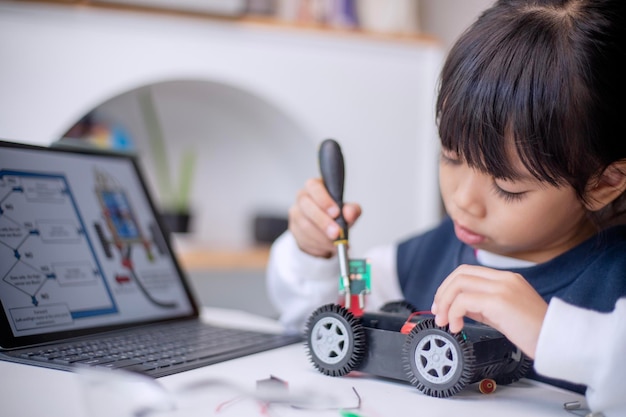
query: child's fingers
445 291 493 333
433 265 483 310
295 184 339 239
305 178 340 218
432 266 548 357
432 267 501 324
288 178 363 258
289 189 337 257
289 212 336 258
343 203 362 226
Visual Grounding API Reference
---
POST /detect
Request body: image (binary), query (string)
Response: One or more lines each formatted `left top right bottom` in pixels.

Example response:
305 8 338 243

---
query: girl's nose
453 170 487 218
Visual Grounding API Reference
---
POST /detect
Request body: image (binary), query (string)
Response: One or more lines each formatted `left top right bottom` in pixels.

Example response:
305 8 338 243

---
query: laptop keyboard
7 321 302 378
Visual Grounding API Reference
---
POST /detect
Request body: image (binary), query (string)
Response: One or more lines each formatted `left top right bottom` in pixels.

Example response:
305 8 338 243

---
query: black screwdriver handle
319 138 348 241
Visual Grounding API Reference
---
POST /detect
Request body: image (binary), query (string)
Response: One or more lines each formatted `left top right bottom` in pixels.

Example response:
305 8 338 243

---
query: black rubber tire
305 303 366 377
494 349 533 385
403 318 475 398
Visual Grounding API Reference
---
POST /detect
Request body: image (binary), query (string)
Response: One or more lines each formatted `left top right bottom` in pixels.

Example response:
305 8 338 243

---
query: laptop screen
0 140 197 349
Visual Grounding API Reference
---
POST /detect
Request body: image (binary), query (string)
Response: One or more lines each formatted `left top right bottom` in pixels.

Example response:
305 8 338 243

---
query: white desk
0 308 585 417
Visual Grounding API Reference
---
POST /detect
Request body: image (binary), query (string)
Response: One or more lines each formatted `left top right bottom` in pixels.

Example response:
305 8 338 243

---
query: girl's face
438 148 596 263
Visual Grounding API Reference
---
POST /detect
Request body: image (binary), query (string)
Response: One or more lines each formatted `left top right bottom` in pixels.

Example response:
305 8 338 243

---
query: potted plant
138 87 196 235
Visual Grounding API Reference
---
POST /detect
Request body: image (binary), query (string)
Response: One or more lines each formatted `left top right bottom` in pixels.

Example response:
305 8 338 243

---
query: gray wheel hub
310 317 349 364
414 333 460 384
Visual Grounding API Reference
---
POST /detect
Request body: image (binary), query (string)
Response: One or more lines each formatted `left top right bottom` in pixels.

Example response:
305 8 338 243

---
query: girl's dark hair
436 0 626 220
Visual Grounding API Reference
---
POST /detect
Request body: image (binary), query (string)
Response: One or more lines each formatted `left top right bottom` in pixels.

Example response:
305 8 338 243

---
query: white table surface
0 308 586 417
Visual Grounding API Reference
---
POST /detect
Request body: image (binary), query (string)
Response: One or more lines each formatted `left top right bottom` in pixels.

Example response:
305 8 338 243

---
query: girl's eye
492 182 526 202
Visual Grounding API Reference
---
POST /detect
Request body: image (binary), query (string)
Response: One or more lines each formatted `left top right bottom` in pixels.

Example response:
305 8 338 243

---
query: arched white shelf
0 2 445 255
92 79 318 249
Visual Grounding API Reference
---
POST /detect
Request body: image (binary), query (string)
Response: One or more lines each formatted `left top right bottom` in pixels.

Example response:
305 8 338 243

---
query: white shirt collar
475 249 537 269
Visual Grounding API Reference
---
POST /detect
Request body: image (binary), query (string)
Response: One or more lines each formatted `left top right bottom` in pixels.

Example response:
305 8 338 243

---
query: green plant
138 87 196 213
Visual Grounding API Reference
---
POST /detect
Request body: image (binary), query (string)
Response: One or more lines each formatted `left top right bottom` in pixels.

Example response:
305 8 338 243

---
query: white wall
0 2 445 255
420 0 495 52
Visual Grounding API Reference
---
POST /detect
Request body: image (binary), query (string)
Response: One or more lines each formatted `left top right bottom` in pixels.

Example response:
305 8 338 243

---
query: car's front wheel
305 303 366 377
403 318 475 398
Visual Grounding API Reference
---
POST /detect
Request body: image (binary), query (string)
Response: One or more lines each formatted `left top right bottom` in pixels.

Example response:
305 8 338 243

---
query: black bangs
436 2 603 191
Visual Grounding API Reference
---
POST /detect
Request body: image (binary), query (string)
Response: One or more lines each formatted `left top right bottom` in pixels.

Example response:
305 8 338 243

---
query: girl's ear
585 160 626 212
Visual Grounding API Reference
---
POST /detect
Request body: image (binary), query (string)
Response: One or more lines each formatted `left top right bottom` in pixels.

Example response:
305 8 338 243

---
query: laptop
0 139 301 378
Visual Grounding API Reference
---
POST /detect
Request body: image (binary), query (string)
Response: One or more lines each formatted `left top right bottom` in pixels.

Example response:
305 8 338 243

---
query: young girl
267 0 626 401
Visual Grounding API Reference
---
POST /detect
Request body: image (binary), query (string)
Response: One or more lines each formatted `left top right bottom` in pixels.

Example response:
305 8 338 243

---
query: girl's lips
454 222 486 245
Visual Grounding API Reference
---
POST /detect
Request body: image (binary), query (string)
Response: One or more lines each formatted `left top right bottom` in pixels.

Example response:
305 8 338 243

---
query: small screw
564 401 582 410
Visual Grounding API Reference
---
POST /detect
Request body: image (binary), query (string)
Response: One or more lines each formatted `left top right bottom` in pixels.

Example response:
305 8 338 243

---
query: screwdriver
318 138 352 309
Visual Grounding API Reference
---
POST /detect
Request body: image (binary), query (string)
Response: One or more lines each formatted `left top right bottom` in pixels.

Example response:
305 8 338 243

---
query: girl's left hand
431 264 548 359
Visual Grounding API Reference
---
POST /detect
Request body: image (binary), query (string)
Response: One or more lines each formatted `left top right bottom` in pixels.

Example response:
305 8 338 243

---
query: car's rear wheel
305 303 366 377
494 348 533 385
403 318 475 398
379 300 418 315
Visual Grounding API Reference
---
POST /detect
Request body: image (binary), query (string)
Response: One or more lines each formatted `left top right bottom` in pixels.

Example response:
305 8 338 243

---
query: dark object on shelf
305 302 532 398
253 214 288 244
160 210 192 235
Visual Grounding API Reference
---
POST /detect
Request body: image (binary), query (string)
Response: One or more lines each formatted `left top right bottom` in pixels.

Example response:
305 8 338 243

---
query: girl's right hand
288 178 362 258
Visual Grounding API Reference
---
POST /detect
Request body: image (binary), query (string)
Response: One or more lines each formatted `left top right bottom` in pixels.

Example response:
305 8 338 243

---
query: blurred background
0 0 494 317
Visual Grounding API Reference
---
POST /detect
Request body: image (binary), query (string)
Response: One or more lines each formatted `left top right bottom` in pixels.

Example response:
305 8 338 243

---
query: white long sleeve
266 231 402 333
534 298 626 417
